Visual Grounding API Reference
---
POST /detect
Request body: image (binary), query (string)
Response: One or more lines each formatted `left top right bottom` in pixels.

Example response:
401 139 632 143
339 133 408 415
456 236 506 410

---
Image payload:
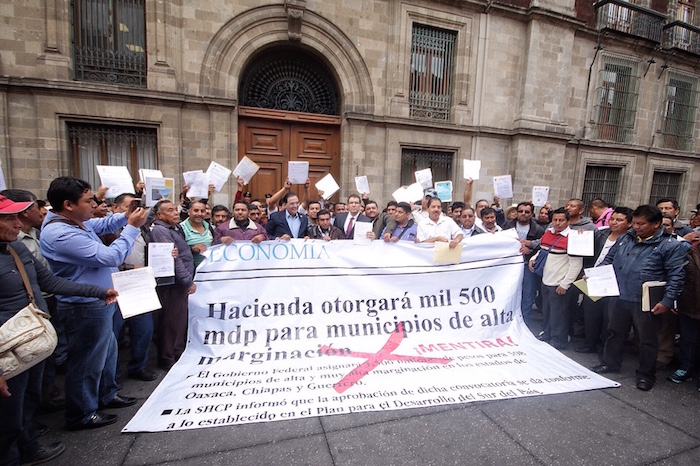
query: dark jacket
0 241 107 324
678 243 700 319
503 218 545 261
582 228 613 269
334 212 371 239
149 219 195 288
600 227 687 307
307 224 345 240
265 210 309 239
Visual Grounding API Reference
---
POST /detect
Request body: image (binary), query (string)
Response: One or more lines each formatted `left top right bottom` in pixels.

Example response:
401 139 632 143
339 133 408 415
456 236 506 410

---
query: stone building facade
1 0 698 216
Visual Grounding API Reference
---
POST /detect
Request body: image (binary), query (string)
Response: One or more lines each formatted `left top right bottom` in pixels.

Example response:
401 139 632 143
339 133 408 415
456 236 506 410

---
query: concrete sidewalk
36 339 700 466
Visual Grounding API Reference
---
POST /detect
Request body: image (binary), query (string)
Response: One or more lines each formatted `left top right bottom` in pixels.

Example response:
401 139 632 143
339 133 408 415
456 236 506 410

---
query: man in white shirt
416 197 463 248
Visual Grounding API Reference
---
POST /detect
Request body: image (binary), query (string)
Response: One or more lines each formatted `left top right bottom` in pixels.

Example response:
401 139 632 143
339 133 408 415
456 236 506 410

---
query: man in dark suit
265 193 309 239
333 194 371 240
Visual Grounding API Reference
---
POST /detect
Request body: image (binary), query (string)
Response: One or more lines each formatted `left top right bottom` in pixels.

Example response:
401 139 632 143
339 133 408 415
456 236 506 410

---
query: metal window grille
400 149 453 187
660 73 699 151
581 165 621 207
409 24 456 122
594 57 640 143
595 0 664 42
649 171 682 206
239 50 339 115
68 123 157 193
72 0 147 88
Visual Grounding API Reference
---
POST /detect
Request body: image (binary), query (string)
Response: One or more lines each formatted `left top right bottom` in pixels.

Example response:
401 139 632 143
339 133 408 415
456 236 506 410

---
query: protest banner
124 236 618 433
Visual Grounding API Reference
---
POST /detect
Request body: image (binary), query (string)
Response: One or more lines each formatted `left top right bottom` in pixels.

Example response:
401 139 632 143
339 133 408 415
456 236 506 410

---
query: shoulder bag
0 246 58 379
531 235 564 277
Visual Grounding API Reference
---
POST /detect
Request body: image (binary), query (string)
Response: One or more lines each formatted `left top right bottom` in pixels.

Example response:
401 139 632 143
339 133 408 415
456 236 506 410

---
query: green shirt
180 219 213 267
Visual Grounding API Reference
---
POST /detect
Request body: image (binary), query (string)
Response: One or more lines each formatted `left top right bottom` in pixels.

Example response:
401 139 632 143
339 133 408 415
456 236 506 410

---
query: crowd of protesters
1 173 699 465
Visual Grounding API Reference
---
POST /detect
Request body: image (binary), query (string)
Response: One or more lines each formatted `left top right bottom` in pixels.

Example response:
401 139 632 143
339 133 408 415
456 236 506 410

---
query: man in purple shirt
214 201 267 244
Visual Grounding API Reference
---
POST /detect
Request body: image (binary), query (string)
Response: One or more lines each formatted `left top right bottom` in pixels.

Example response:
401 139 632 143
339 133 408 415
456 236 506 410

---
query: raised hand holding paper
492 175 513 199
415 168 433 189
532 186 549 206
145 177 174 207
183 170 209 198
138 168 163 183
355 175 370 194
206 161 232 192
96 165 135 198
315 174 340 200
392 182 424 203
232 156 259 185
463 160 481 180
435 181 452 202
288 161 309 184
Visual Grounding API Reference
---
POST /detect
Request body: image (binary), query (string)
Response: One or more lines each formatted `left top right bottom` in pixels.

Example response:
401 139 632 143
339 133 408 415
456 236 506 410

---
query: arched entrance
238 49 341 202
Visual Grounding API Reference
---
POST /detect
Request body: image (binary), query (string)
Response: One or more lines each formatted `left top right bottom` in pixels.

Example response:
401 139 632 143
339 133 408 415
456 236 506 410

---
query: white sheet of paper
463 160 481 180
112 267 162 319
435 181 452 202
355 175 370 194
183 170 209 198
147 242 175 278
415 168 433 190
532 186 550 206
138 169 163 183
392 183 424 203
315 174 340 200
145 177 174 207
352 221 373 245
496 228 519 239
232 156 260 185
206 161 232 192
96 165 135 198
288 161 309 184
583 265 620 297
567 230 595 256
492 175 513 199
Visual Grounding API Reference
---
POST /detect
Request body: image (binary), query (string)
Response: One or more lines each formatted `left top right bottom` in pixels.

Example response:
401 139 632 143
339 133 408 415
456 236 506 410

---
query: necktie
346 216 355 238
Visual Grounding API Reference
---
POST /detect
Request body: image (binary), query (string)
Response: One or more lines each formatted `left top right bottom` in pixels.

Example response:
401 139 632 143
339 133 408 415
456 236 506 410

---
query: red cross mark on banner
318 323 452 394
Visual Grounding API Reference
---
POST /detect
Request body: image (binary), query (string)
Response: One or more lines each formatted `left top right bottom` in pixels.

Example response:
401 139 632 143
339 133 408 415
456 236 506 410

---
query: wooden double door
238 108 341 203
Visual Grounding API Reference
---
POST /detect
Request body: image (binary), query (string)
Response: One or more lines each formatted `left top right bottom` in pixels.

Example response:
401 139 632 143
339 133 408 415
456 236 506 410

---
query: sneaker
667 369 692 384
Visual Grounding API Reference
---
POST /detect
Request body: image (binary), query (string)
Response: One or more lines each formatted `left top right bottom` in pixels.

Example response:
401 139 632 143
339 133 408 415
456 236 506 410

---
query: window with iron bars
649 171 682 206
660 72 699 151
409 24 457 122
68 123 158 193
400 148 453 188
581 165 621 207
72 0 147 87
594 57 640 143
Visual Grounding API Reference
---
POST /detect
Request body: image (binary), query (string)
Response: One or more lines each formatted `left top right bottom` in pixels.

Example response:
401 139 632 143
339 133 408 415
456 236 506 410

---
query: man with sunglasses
504 202 545 323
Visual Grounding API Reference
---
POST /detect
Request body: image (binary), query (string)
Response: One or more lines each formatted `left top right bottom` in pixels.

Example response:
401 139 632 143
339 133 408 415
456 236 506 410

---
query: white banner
124 236 618 433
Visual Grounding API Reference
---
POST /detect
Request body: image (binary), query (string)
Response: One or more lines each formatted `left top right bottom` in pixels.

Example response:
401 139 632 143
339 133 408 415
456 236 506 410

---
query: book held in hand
641 281 666 312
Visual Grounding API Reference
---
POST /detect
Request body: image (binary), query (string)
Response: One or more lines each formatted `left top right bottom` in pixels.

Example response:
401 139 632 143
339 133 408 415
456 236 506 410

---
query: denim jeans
521 264 539 321
113 307 154 375
60 300 119 426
